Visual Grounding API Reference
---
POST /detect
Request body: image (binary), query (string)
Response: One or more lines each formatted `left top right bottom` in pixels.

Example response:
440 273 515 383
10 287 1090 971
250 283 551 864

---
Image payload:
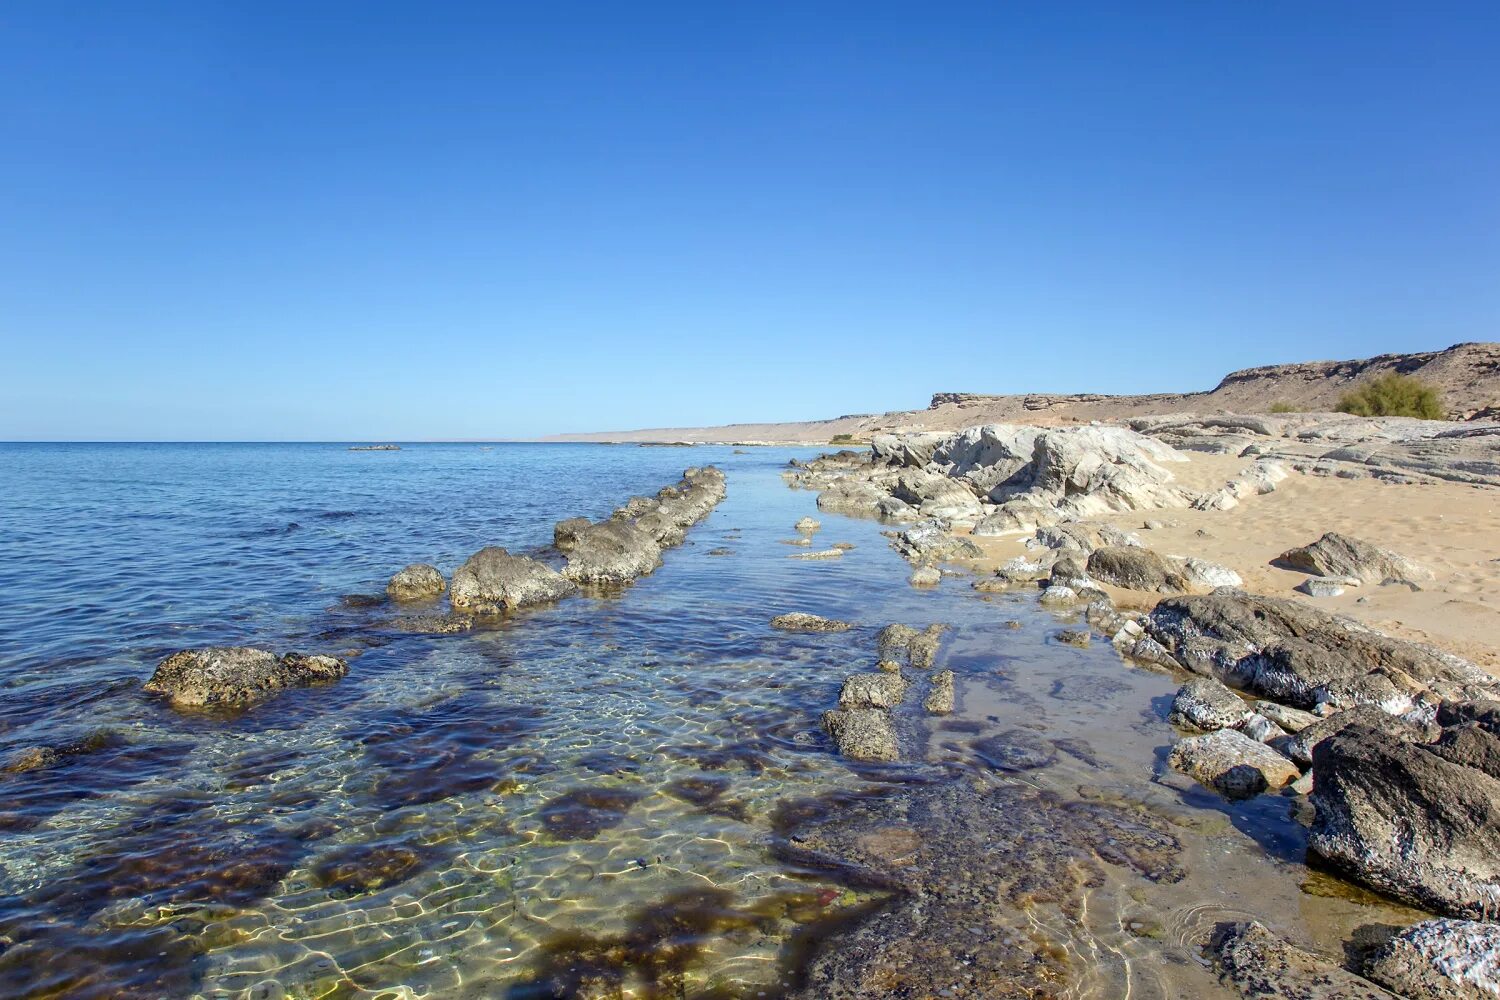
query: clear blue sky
2 2 1496 440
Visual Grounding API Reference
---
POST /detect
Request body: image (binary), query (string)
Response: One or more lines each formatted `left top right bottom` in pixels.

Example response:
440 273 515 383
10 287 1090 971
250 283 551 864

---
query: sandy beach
963 451 1500 670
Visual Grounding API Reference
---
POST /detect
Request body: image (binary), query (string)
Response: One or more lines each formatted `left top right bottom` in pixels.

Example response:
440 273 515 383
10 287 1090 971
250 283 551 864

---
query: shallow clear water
0 443 1415 998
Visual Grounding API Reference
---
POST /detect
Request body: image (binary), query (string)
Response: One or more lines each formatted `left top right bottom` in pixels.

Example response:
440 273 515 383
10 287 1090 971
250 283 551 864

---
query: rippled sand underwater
0 444 1419 998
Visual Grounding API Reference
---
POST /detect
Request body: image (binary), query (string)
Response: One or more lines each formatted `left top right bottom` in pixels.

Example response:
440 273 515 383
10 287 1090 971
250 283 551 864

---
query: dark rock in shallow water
776 776 1183 998
1363 918 1500 1000
144 647 348 708
972 732 1055 772
877 622 947 669
449 546 577 613
1209 920 1401 999
382 612 474 634
822 708 899 762
538 787 643 841
313 842 427 895
385 562 445 601
1310 724 1500 918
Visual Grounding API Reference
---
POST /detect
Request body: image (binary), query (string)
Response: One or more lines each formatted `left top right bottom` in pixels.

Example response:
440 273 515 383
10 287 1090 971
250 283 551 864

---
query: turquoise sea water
0 443 1414 998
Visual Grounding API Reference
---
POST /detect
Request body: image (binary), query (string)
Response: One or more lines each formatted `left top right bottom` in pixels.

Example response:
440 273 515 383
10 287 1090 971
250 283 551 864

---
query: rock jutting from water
1209 921 1401 999
144 647 349 708
449 546 578 613
386 562 446 601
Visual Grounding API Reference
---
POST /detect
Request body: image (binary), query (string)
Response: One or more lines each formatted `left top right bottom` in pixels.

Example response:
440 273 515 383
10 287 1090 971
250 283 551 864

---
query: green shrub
1335 373 1447 420
829 433 858 444
1268 401 1298 413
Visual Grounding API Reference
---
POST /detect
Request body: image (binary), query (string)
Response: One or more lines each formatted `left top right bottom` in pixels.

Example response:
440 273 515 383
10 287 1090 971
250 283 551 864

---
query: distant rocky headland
543 342 1500 444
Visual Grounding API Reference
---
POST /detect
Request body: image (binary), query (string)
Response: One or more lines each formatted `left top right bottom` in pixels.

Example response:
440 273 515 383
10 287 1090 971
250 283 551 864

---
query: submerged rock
1310 724 1500 918
144 647 348 708
771 613 853 633
1209 920 1401 999
1167 729 1300 799
790 548 845 560
1277 531 1434 587
449 546 577 613
1364 918 1500 1000
386 562 446 601
822 708 899 762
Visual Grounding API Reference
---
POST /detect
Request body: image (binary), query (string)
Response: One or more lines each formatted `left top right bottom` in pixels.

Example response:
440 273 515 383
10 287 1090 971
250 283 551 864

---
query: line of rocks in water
132 466 726 712
819 622 951 762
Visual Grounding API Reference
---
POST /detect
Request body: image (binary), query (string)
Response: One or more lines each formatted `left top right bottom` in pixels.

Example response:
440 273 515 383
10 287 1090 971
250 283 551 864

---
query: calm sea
0 443 1413 999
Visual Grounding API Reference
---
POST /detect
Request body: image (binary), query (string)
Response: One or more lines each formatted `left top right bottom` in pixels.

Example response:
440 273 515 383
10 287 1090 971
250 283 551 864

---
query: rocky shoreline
781 420 1500 998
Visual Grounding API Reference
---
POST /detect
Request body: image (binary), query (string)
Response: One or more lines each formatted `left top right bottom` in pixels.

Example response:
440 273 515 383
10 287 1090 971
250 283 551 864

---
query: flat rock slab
145 647 348 708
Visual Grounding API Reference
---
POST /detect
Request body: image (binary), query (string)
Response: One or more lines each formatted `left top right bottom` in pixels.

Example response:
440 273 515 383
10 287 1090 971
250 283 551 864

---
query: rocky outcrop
877 623 946 670
1146 590 1498 712
1276 531 1434 587
144 647 348 708
770 613 853 633
1309 724 1500 918
386 563 446 601
1282 703 1436 769
1167 729 1301 799
1209 921 1402 999
1363 919 1500 1000
450 547 577 613
553 517 592 552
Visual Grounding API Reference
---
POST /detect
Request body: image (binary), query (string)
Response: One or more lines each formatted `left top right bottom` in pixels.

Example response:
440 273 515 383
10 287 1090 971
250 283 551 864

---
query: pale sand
964 452 1500 671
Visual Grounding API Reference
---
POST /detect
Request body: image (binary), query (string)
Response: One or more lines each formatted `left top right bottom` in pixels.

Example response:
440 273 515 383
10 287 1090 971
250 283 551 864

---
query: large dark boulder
449 547 577 613
1309 724 1500 918
144 647 348 708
